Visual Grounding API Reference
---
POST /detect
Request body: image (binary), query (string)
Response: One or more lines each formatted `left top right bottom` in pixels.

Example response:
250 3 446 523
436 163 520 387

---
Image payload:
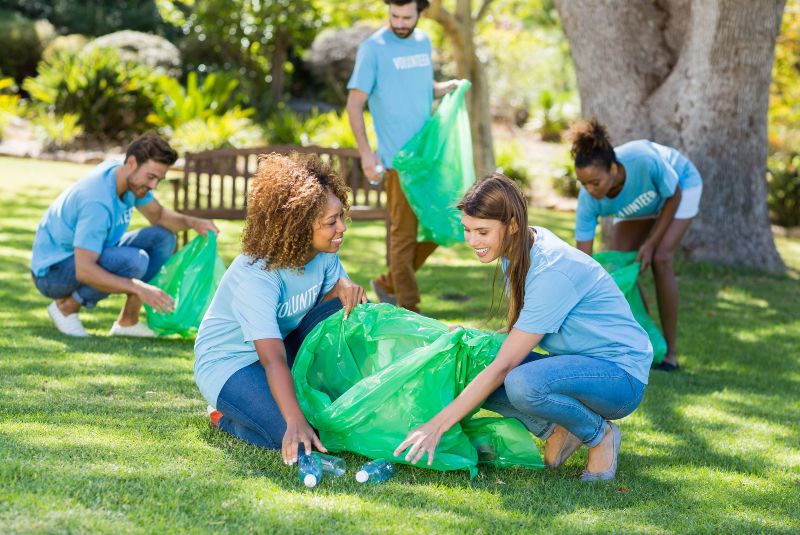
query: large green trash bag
292 303 543 477
145 233 226 338
593 251 667 365
392 80 475 246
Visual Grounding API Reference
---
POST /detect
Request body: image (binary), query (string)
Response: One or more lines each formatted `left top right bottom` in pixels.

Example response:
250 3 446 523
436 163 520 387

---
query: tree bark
428 0 497 177
270 27 290 105
555 0 786 272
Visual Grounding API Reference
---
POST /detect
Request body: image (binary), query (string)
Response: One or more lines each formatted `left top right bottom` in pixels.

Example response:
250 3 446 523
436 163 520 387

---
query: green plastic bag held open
593 251 667 365
292 303 543 477
392 80 475 246
145 233 226 338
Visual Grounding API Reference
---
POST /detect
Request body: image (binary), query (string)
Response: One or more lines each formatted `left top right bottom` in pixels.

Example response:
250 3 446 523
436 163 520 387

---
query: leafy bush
0 76 21 140
264 106 376 149
148 72 251 131
551 152 579 198
24 48 159 141
3 0 173 37
528 89 577 142
170 110 264 154
308 110 376 149
0 10 54 83
767 152 800 227
769 1 800 154
264 105 309 145
32 112 84 149
495 141 531 188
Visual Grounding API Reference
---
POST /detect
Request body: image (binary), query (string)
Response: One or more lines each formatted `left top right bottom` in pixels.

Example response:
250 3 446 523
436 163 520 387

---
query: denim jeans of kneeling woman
483 352 646 448
214 298 344 449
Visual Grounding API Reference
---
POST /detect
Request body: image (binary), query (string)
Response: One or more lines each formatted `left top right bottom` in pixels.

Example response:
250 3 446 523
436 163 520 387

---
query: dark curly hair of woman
568 117 617 170
241 152 351 271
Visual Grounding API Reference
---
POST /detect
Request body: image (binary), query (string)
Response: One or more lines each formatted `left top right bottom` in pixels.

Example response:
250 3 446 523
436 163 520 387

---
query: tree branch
426 0 465 51
474 0 495 22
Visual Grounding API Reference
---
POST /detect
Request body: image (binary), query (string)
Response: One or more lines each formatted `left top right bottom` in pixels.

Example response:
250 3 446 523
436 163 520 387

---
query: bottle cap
355 470 368 483
303 474 318 488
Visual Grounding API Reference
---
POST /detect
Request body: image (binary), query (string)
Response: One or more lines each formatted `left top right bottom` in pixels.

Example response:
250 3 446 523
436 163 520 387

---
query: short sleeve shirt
575 140 702 241
506 227 653 384
347 27 434 167
193 253 347 408
31 159 154 276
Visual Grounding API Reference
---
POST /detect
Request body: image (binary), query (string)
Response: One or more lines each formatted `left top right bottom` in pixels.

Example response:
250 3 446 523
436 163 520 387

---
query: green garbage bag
593 251 667 365
393 80 475 246
145 233 226 338
292 303 543 477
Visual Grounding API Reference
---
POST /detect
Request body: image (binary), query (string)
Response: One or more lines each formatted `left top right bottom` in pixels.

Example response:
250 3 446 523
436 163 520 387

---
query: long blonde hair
458 174 532 330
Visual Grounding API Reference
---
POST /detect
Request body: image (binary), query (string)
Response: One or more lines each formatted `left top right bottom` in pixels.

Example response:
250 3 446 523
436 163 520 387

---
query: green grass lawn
1 156 799 534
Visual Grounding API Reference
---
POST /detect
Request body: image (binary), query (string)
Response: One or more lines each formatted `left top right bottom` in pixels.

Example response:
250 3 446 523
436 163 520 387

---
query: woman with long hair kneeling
194 153 366 465
395 174 652 480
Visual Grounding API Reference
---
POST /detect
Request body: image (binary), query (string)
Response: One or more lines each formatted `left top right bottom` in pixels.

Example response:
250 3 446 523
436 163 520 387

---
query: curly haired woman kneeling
194 153 366 464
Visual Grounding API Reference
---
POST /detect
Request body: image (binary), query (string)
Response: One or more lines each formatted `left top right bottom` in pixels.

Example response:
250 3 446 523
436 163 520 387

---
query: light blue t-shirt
347 27 434 167
575 140 703 241
193 253 347 408
31 159 154 276
506 227 653 384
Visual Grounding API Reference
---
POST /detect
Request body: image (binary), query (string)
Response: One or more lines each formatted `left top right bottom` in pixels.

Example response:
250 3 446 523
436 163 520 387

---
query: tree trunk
554 0 786 272
270 27 290 105
428 0 497 177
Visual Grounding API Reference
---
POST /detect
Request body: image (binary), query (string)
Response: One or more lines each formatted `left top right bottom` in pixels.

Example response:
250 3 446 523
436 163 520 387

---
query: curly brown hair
241 153 351 270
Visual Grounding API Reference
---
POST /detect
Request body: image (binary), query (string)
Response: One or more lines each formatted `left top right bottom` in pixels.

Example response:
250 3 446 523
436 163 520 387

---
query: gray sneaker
370 279 397 305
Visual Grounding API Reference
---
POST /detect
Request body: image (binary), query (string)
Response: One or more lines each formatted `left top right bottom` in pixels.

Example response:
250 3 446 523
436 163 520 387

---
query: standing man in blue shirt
31 133 218 338
346 0 459 313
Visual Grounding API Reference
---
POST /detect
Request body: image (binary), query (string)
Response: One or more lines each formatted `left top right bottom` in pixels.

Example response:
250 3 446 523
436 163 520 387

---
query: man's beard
390 21 417 39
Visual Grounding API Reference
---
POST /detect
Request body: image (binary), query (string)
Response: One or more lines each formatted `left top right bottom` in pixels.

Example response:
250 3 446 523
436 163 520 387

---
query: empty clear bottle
355 458 395 483
369 164 386 187
314 452 347 477
298 452 323 488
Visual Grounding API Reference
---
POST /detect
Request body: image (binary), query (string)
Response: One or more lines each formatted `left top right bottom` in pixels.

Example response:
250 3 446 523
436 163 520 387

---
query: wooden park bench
170 145 387 245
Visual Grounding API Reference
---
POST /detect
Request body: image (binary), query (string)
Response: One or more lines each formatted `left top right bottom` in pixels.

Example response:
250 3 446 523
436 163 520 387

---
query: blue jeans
484 353 646 448
33 226 176 308
215 298 344 449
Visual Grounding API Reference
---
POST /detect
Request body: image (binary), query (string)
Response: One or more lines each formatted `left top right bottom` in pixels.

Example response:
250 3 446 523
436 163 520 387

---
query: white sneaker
47 301 90 337
109 321 156 338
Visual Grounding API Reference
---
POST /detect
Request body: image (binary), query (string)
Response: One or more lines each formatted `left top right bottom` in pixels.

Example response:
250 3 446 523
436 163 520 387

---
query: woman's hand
636 240 656 272
334 278 367 319
282 417 327 465
393 421 444 466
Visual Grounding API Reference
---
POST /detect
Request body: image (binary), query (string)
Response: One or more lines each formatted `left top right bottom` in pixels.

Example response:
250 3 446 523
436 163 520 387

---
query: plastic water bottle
355 458 395 483
315 452 347 477
369 164 385 187
298 451 323 488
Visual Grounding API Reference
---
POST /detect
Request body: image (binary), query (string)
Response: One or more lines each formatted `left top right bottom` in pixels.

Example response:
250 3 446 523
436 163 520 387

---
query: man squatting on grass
30 133 218 338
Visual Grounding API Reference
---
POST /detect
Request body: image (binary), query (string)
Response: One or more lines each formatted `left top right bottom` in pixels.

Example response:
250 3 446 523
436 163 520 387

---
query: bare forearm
155 209 194 233
76 262 139 294
346 96 372 156
263 360 305 423
431 362 509 431
576 240 594 255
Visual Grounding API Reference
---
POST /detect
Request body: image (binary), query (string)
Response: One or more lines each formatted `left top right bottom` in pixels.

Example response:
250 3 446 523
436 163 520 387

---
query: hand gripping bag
145 233 226 338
